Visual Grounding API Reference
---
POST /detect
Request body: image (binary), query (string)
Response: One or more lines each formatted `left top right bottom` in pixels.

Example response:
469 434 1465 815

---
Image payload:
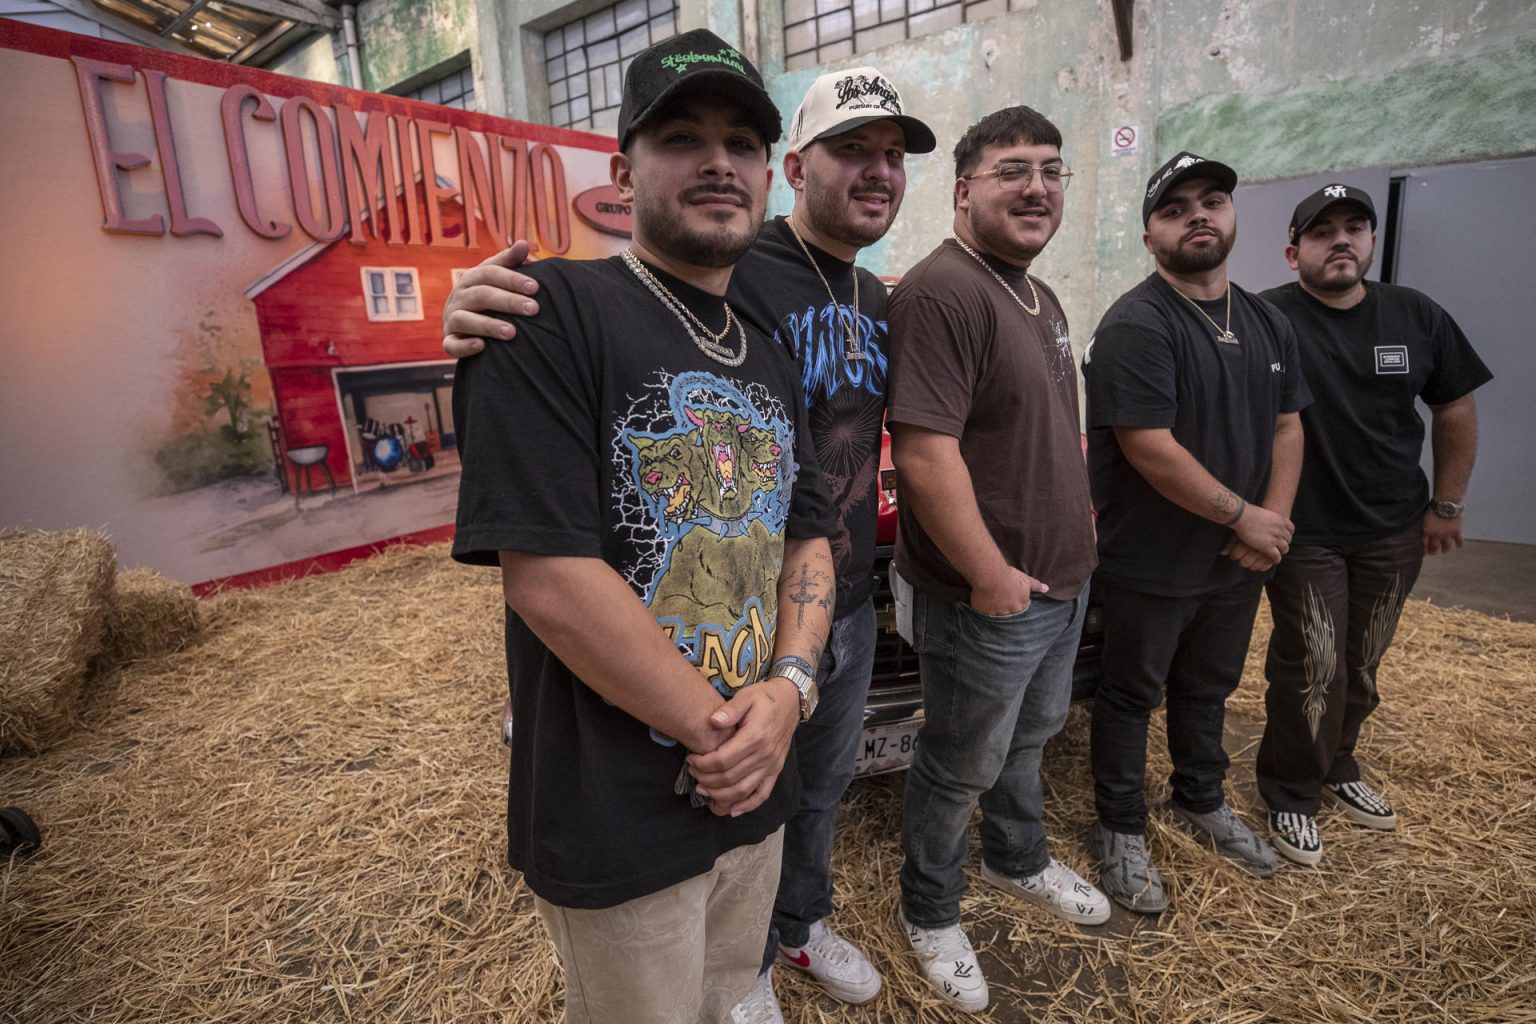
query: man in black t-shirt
450 31 836 1024
1082 152 1311 913
1255 185 1491 867
445 64 939 1024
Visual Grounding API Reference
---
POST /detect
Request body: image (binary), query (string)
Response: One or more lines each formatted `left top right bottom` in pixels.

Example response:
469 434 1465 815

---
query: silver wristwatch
1429 499 1465 520
768 657 819 722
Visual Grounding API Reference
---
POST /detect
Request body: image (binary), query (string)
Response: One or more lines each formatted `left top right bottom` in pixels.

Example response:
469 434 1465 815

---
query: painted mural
0 19 630 587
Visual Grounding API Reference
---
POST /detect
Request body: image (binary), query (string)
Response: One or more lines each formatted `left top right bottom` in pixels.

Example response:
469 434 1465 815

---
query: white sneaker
777 919 882 1004
898 909 988 1012
728 969 783 1024
980 858 1112 925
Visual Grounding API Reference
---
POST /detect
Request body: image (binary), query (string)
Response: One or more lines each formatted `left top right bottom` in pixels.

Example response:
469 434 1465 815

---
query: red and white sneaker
777 919 882 1004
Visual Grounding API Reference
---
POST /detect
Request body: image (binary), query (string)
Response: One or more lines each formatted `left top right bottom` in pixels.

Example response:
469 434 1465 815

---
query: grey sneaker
1089 822 1167 914
1169 802 1280 877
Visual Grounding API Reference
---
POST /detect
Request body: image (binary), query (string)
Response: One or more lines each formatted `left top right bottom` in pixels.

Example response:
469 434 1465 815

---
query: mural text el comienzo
71 55 574 254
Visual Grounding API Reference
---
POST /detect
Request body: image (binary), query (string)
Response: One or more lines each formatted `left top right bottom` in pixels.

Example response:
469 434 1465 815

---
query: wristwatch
1428 499 1465 520
768 657 819 723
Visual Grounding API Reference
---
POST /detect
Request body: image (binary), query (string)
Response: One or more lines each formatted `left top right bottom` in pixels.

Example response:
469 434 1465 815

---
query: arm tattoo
786 560 833 630
1210 487 1240 520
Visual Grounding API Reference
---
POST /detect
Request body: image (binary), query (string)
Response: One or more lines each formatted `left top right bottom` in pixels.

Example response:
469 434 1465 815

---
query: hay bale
0 528 117 756
105 568 205 663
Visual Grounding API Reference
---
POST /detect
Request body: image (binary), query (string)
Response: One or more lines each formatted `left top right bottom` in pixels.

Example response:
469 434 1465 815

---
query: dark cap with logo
1288 184 1377 243
616 29 781 151
1142 151 1239 226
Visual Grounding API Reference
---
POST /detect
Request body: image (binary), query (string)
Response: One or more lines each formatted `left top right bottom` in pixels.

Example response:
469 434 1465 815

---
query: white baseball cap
786 66 937 153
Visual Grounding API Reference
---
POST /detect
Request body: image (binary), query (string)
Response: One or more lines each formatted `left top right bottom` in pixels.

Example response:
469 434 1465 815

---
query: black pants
1256 527 1423 815
1091 578 1264 834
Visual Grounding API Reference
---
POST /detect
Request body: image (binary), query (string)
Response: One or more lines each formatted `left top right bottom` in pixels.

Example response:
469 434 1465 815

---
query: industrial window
361 268 423 322
783 0 1031 70
543 0 680 132
403 62 476 111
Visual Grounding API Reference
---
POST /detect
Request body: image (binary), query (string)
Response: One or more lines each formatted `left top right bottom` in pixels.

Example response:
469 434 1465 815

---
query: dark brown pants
1256 526 1423 815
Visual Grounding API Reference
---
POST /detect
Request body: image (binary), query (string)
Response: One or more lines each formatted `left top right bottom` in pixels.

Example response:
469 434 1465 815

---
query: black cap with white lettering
1288 184 1377 243
616 29 780 151
1142 151 1239 226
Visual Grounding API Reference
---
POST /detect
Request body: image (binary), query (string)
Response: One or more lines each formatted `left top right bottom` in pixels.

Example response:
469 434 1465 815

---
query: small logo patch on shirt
1375 345 1409 375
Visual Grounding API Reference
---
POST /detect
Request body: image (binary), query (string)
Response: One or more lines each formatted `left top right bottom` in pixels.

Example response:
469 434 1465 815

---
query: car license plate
854 720 920 776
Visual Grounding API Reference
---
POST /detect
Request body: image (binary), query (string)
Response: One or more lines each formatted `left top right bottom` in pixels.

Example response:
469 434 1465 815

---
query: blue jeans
760 599 876 970
898 585 1088 928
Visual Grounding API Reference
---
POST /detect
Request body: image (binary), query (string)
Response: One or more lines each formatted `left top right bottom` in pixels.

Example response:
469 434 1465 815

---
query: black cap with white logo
615 29 781 151
1142 151 1239 226
1288 184 1377 243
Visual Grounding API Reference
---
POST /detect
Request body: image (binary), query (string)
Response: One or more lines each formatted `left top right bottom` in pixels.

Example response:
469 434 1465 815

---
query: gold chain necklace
786 217 864 361
1169 282 1239 345
952 237 1041 316
621 249 748 367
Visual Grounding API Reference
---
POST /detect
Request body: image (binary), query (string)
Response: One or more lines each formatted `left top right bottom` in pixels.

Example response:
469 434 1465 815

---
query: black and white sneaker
1267 811 1323 866
1323 781 1397 830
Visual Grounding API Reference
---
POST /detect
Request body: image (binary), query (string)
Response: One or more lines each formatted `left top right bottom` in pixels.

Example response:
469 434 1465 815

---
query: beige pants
535 827 785 1024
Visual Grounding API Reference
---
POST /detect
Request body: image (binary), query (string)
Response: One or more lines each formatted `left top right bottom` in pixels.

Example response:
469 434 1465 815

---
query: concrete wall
265 31 344 87
355 0 479 94
745 0 1536 342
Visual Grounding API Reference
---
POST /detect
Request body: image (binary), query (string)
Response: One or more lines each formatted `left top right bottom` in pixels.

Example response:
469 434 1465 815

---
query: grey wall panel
1396 157 1536 545
1229 168 1390 295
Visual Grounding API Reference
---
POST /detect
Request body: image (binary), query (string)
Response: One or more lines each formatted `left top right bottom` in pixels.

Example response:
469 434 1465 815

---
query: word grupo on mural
72 55 575 255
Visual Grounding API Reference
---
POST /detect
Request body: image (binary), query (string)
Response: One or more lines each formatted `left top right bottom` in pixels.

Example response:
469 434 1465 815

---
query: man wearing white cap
441 65 936 1024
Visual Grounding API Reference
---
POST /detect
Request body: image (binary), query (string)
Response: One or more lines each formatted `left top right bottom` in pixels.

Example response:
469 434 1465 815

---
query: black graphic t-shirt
1261 281 1492 544
1084 273 1312 596
731 217 890 619
452 255 834 910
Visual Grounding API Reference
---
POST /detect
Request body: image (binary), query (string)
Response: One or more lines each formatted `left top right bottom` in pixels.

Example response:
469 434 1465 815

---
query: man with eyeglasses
885 106 1107 1014
1080 152 1310 912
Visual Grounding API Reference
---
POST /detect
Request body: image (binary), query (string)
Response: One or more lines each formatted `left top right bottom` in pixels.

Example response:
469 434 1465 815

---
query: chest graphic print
615 371 797 703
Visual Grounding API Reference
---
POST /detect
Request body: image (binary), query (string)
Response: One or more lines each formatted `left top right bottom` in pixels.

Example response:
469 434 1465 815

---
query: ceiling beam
160 0 215 38
43 0 202 54
232 0 340 31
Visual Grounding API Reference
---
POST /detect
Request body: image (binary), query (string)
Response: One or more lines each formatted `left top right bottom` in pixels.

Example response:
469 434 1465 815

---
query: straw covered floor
2 542 1533 1023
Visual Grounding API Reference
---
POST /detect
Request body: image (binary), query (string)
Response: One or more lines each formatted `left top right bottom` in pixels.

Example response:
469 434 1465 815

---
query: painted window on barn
362 268 425 322
543 0 680 132
783 0 1032 70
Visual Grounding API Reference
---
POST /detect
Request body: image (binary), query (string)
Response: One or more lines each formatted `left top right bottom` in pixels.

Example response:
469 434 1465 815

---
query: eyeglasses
963 162 1074 193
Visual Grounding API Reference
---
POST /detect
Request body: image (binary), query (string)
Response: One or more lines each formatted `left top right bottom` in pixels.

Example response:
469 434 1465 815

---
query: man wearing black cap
450 29 836 1024
1255 184 1491 866
1082 152 1311 912
448 46 944 1024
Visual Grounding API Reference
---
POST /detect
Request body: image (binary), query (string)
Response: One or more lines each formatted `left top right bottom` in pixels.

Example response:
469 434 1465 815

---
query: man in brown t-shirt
885 106 1105 1014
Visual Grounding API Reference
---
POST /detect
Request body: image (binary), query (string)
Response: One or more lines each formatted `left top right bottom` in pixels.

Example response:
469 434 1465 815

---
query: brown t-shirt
887 239 1097 603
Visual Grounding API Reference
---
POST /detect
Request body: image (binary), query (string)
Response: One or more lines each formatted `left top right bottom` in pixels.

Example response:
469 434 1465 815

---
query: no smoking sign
1110 123 1140 157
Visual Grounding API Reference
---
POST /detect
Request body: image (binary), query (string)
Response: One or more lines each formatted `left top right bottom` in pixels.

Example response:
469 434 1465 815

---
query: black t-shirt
731 217 890 618
1084 273 1312 596
451 254 834 910
1261 281 1492 544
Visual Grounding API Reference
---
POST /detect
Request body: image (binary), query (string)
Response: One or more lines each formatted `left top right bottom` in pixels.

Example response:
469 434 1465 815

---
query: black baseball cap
1288 184 1377 243
616 29 781 151
1142 151 1239 226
